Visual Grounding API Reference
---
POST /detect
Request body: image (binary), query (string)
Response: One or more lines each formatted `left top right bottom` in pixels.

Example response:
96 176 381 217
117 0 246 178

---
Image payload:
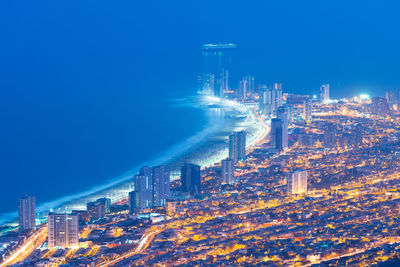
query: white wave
0 94 224 225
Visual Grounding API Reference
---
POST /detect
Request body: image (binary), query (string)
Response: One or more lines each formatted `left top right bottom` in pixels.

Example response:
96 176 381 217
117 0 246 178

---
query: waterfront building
152 165 170 207
96 198 111 214
273 83 283 108
201 43 236 97
271 118 283 151
132 171 153 210
277 106 288 150
87 200 107 221
48 213 79 249
320 84 330 103
303 99 312 121
221 159 235 184
18 196 35 231
287 170 307 195
181 163 201 196
229 131 246 163
238 78 248 101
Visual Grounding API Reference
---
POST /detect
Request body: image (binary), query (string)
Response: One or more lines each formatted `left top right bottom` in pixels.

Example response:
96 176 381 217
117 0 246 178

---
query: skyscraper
303 99 312 121
229 131 246 163
371 97 389 116
320 84 330 103
18 196 35 231
271 118 283 151
221 159 235 184
287 170 308 195
273 83 283 108
238 78 248 101
87 198 110 221
181 163 201 196
132 170 153 210
48 213 79 249
152 165 170 207
277 106 288 150
324 123 337 148
202 43 236 97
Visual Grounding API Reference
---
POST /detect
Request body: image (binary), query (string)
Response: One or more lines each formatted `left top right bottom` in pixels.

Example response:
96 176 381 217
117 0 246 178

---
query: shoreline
0 94 269 226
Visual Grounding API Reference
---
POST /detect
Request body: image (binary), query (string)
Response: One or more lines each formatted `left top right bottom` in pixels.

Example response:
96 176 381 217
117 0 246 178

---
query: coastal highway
0 226 47 266
99 227 163 267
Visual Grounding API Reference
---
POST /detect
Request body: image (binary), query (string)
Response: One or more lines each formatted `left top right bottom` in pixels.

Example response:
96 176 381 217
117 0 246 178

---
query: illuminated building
18 196 35 231
229 131 246 163
324 123 337 148
201 43 236 97
87 199 108 221
238 77 248 101
320 84 330 103
96 198 111 214
277 106 288 150
287 170 307 194
132 167 154 210
386 90 399 106
271 118 283 151
48 213 79 249
303 99 312 121
152 165 170 207
259 84 283 116
181 163 201 196
221 159 235 184
371 96 389 116
166 199 176 215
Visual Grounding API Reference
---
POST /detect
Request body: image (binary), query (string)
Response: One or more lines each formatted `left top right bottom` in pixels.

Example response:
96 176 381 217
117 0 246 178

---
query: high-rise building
229 131 246 163
386 90 399 106
181 163 201 196
303 99 312 121
96 198 111 214
132 172 153 210
324 123 337 148
351 123 363 148
273 83 283 108
371 97 389 116
271 119 283 151
238 78 248 101
18 196 35 231
152 165 170 207
287 170 308 195
320 84 330 103
87 198 110 221
221 159 235 184
202 43 236 97
48 213 79 249
277 106 288 150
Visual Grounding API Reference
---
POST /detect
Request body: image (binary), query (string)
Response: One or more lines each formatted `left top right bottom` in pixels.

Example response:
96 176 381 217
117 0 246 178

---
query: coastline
0 94 269 226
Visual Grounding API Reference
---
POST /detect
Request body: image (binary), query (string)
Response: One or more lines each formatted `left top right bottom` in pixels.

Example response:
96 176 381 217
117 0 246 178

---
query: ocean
0 88 207 224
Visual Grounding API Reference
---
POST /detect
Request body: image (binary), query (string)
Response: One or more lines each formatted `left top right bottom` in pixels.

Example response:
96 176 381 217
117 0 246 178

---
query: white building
287 170 308 195
19 196 36 231
48 213 79 249
320 84 330 103
222 159 235 184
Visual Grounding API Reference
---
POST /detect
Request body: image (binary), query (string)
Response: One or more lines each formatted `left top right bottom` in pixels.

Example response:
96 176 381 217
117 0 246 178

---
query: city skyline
2 0 400 265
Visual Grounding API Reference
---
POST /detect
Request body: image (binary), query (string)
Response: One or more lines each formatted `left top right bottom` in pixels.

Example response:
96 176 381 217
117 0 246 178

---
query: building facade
18 196 36 231
48 213 79 249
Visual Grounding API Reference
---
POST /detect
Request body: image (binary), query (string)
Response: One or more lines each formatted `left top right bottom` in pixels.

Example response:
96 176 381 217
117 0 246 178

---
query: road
0 226 47 266
99 228 163 267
